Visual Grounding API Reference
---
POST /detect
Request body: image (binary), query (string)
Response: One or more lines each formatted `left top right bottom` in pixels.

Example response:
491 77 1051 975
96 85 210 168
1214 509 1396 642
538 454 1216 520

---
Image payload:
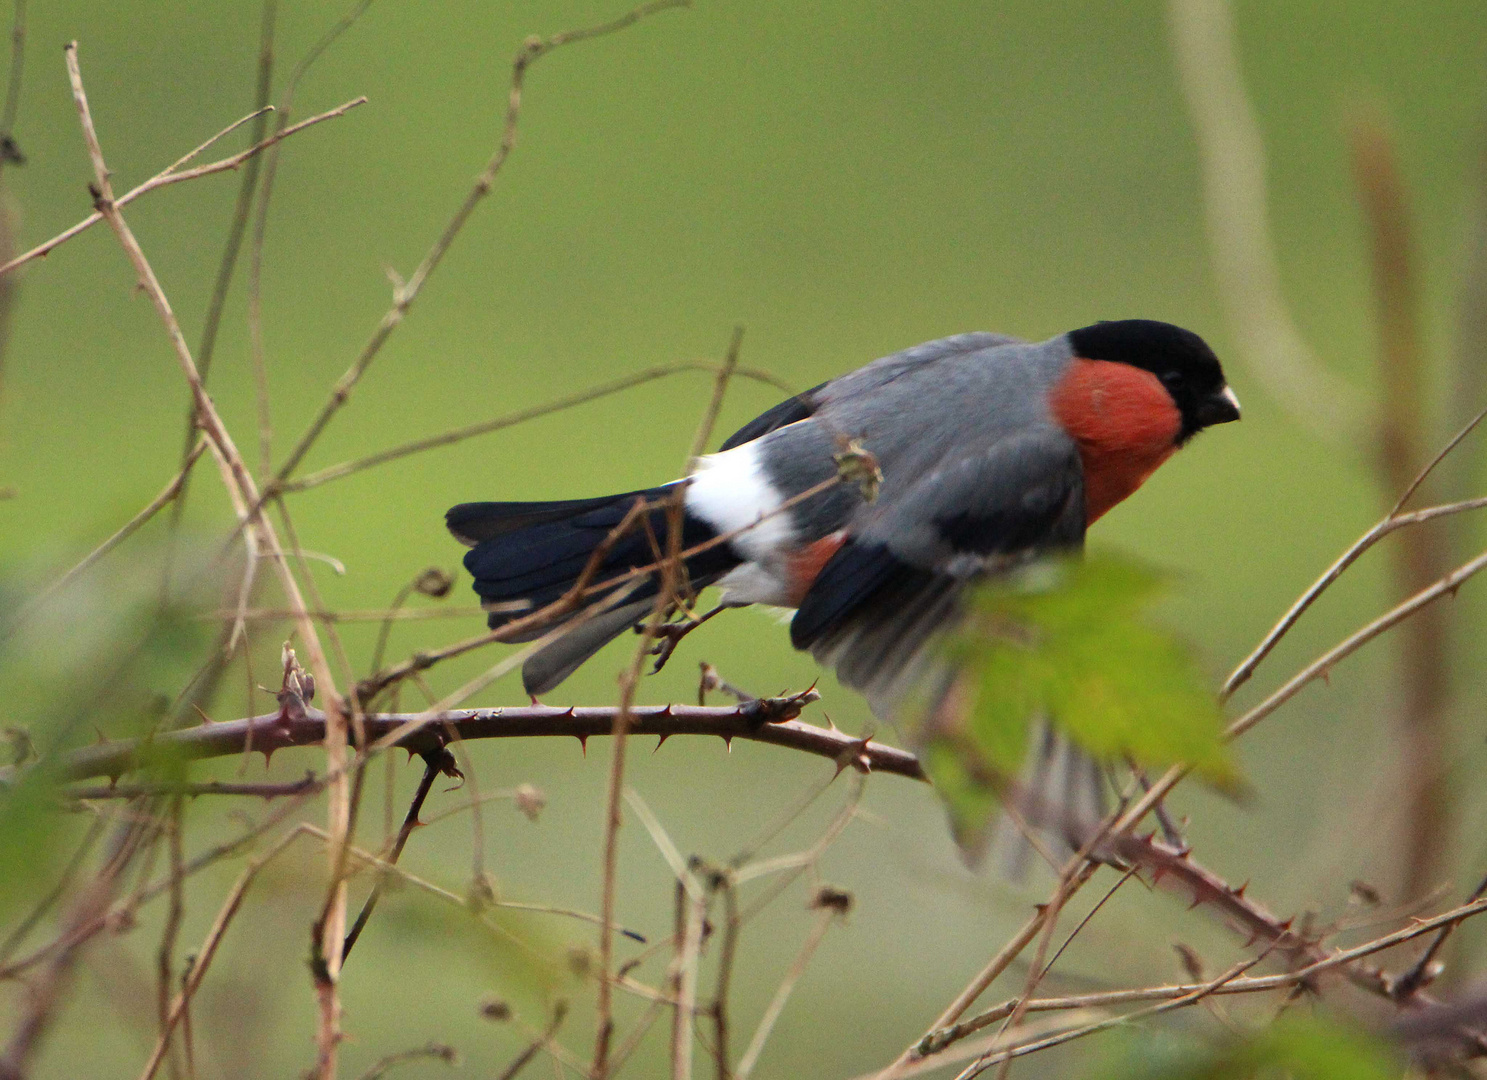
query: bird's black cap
1068 319 1239 442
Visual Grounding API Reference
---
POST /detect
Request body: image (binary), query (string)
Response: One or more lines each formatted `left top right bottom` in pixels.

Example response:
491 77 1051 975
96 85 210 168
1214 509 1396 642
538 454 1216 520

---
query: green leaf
920 552 1236 844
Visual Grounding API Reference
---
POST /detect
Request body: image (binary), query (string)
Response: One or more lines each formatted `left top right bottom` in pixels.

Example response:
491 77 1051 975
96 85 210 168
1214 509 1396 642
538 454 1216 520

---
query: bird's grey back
758 333 1076 539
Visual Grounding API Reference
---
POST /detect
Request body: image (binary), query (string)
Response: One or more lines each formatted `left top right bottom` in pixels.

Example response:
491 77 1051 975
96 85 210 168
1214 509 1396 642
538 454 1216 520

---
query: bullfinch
447 319 1240 711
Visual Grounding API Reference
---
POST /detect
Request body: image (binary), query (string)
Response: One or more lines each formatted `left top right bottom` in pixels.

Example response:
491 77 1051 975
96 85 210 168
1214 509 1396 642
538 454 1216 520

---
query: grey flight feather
521 598 655 697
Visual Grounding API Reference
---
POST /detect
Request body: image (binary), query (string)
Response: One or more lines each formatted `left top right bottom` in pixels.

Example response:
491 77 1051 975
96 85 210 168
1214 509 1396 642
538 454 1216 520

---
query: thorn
1188 893 1204 910
825 714 839 732
262 747 275 767
1233 881 1249 898
565 707 577 718
1242 930 1261 949
1319 668 1331 686
653 734 669 754
723 735 733 753
529 694 542 706
1151 866 1168 885
660 704 674 717
576 734 588 757
192 702 214 724
93 727 109 746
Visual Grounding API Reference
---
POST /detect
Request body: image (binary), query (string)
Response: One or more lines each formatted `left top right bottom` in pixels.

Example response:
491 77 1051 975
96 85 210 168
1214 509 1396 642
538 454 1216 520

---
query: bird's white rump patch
685 441 795 562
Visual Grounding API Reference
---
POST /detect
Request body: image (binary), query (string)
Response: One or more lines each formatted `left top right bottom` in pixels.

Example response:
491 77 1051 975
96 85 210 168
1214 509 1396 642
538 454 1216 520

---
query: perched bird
447 320 1239 715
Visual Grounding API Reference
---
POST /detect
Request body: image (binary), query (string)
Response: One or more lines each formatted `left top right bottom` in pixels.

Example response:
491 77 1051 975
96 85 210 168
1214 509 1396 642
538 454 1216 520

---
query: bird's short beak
1197 385 1242 427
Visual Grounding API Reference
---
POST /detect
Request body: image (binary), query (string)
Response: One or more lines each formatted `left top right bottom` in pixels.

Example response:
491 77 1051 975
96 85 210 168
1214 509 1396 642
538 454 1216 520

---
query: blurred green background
1 1 1485 1077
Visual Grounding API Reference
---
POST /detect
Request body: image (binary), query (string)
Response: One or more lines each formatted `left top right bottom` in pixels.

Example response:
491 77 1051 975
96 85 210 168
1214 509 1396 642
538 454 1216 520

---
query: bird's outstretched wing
792 426 1085 714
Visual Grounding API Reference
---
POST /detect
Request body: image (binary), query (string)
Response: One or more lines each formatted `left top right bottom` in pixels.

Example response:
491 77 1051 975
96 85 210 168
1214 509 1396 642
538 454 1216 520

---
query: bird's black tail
446 487 740 695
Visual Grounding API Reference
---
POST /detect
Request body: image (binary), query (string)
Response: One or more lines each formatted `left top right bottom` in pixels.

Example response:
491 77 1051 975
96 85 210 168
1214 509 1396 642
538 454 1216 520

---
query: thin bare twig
734 899 842 1080
341 752 444 962
494 1006 567 1080
1122 538 1487 838
0 96 365 278
1352 112 1453 900
66 775 321 801
269 0 690 486
136 826 309 1080
1225 490 1487 698
164 0 278 593
249 0 376 476
1167 0 1364 442
277 362 791 495
13 441 207 625
63 43 352 1074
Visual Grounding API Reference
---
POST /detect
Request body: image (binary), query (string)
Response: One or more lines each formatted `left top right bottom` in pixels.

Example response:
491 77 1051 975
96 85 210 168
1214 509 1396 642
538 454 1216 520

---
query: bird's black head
1067 319 1240 443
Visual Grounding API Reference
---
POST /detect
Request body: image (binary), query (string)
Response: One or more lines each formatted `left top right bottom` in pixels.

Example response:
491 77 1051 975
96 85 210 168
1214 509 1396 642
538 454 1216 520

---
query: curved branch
13 697 927 786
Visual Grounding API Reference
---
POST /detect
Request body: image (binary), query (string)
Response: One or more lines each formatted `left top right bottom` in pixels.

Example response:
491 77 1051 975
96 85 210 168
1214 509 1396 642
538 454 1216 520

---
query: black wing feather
717 382 828 451
790 428 1084 662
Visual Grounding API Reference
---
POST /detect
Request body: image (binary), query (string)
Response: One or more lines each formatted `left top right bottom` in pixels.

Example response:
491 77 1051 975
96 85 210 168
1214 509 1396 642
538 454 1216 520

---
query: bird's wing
791 426 1085 713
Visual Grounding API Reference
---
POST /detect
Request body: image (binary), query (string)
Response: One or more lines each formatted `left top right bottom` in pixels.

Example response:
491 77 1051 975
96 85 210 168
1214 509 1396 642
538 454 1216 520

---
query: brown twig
340 751 446 962
63 42 353 1073
1224 490 1487 698
276 362 792 495
8 695 933 788
12 441 207 627
710 874 739 1080
494 1005 567 1080
734 896 844 1080
249 0 376 476
1351 112 1453 900
352 1042 456 1080
269 0 690 486
136 826 309 1080
155 797 186 1080
0 95 365 278
65 775 322 801
163 0 278 594
1120 537 1487 840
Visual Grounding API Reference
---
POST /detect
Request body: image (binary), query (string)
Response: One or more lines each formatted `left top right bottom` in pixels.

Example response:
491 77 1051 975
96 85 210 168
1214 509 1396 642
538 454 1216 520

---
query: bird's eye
1161 371 1185 389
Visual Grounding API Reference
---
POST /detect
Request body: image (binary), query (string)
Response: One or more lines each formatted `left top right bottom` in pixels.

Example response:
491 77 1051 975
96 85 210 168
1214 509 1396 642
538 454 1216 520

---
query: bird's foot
640 604 728 674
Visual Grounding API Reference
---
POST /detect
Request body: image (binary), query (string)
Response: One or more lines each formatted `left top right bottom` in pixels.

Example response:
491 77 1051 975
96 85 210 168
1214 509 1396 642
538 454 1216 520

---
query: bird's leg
641 602 732 674
1126 756 1186 850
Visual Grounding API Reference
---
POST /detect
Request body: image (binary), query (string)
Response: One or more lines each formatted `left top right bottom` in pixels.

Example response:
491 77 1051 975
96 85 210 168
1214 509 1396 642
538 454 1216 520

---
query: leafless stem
1167 0 1364 442
1352 111 1453 900
270 0 689 486
277 362 791 495
341 751 444 962
14 440 206 625
164 0 278 591
135 826 308 1080
494 1005 567 1080
63 42 351 1073
0 96 364 278
1123 539 1487 841
734 902 839 1080
66 775 322 801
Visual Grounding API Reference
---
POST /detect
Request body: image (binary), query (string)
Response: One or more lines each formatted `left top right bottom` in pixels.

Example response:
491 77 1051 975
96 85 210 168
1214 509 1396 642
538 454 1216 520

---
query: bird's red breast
1050 357 1182 524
